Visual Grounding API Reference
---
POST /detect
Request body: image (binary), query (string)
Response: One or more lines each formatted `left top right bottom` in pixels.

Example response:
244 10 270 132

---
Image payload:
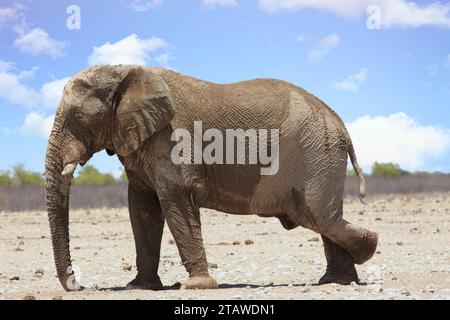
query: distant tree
371 162 408 177
0 170 12 187
73 165 116 186
119 169 128 183
11 164 44 186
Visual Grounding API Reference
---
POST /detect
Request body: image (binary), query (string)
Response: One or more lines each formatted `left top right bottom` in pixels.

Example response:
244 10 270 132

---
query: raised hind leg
289 187 377 285
319 235 358 285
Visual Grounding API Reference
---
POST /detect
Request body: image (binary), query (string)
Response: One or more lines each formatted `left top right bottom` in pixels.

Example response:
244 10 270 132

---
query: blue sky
1 0 450 176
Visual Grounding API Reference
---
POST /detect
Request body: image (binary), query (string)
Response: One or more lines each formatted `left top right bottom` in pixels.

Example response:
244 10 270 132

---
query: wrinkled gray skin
45 65 378 291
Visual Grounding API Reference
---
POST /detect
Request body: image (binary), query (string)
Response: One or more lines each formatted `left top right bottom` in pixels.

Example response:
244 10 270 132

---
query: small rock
375 217 382 221
9 276 20 281
244 239 254 245
22 295 36 300
358 211 364 215
14 246 24 252
233 241 240 245
396 241 404 246
208 262 218 269
52 296 63 300
34 268 45 277
308 237 319 242
122 263 132 272
168 239 175 245
74 246 81 250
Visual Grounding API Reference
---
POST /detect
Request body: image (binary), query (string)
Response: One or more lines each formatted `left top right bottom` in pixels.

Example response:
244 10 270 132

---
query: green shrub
119 170 128 183
0 170 12 187
371 162 408 177
11 164 44 186
74 165 116 186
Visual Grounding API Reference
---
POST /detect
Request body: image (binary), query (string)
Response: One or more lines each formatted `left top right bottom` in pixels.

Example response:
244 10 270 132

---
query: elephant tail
348 141 367 204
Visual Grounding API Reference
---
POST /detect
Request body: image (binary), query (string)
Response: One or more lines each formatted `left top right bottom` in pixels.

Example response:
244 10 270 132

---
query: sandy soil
0 193 449 300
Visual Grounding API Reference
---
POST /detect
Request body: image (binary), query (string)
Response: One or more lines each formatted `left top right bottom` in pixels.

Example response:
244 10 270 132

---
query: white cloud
202 0 238 8
296 35 307 43
258 0 450 29
127 0 163 12
347 113 450 171
0 61 40 109
41 77 70 110
20 112 54 138
155 53 171 66
428 64 438 76
14 28 67 59
0 3 25 28
88 34 168 66
308 33 340 62
334 68 369 92
0 60 68 111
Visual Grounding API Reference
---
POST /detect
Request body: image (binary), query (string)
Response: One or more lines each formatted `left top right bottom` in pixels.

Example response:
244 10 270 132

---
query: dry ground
0 193 449 300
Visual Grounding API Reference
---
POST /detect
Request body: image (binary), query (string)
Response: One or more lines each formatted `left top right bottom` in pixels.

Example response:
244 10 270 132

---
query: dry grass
1 175 450 212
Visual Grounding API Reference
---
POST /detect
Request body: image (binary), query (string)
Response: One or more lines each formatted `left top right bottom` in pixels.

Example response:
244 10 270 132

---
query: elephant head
45 65 175 290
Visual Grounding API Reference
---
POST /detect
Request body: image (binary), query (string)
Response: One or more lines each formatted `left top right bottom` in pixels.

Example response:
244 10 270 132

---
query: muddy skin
44 65 377 291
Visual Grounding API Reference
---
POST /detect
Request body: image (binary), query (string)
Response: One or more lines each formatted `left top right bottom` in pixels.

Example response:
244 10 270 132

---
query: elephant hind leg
321 219 378 265
319 235 358 285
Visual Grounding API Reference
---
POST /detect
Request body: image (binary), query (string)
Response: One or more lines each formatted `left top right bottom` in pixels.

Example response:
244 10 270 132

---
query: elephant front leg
158 196 218 290
127 187 164 290
319 235 358 285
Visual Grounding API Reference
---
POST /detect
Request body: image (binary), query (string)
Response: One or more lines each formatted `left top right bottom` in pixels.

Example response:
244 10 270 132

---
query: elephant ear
112 67 175 156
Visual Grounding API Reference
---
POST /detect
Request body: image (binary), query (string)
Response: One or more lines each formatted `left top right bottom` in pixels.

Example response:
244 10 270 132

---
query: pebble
308 237 319 242
168 239 175 245
208 262 218 269
233 241 240 245
122 263 132 272
9 276 20 281
244 240 254 245
23 295 36 300
34 268 45 277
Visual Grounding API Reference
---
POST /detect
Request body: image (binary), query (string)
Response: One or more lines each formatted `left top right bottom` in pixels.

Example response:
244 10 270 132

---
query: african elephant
45 65 378 291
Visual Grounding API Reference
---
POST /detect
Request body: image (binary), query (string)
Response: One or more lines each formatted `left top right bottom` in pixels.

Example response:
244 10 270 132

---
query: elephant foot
318 267 359 285
349 230 378 265
61 273 83 292
182 274 218 290
126 275 163 291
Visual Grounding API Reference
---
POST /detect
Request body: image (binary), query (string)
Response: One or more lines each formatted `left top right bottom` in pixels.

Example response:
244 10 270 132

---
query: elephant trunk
45 118 81 291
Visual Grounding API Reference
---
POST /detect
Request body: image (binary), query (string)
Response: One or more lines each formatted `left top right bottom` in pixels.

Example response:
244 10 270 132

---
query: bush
11 164 44 186
371 162 408 177
73 165 116 186
119 170 128 183
0 170 12 187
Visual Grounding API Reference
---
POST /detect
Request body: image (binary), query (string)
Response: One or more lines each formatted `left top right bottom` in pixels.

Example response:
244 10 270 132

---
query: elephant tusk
61 162 78 176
